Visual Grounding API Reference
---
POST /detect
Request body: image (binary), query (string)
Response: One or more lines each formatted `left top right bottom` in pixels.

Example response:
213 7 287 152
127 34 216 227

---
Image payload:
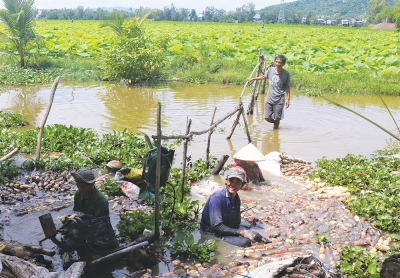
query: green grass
2 53 399 96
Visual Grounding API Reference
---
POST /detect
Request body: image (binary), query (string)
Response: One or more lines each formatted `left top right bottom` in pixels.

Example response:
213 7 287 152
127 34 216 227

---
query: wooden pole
226 100 243 140
35 77 61 162
247 50 264 115
143 133 154 149
260 61 267 95
240 62 261 99
181 118 191 200
241 102 252 143
206 107 217 167
152 106 240 141
255 54 265 99
0 148 19 161
86 241 148 269
211 155 229 174
155 103 162 240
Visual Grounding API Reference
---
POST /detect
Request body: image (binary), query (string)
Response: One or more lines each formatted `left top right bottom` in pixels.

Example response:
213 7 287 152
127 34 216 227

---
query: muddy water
1 82 400 277
1 82 399 164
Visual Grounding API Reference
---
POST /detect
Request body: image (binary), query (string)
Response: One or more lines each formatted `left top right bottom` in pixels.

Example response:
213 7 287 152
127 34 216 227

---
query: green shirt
73 187 109 217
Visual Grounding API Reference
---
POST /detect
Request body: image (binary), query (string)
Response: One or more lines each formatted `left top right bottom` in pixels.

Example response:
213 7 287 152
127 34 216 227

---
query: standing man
200 168 269 247
71 168 109 218
247 55 291 129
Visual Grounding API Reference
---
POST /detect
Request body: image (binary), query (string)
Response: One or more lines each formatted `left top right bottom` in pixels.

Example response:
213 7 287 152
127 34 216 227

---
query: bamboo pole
35 77 61 162
241 103 252 143
0 148 19 161
240 62 261 99
226 101 243 140
247 50 264 115
151 106 240 141
260 61 267 95
255 54 265 100
155 103 162 239
206 107 217 167
181 118 191 200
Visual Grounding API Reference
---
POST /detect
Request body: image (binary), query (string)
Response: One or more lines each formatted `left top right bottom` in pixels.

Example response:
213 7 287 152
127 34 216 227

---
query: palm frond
137 10 153 26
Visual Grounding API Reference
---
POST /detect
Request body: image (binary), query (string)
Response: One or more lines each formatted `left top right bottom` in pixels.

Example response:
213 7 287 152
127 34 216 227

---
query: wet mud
0 166 391 278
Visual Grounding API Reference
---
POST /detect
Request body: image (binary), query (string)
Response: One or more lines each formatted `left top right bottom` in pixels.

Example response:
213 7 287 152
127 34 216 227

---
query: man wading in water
200 168 270 247
247 55 291 129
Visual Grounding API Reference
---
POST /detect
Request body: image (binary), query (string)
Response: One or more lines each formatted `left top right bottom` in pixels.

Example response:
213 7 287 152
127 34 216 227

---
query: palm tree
100 10 153 37
0 0 36 67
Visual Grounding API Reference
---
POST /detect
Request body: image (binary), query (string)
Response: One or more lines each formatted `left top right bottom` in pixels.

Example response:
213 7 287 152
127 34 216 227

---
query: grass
1 49 400 96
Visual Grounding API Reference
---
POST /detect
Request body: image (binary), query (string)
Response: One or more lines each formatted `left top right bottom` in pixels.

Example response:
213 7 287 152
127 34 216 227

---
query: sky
0 1 296 12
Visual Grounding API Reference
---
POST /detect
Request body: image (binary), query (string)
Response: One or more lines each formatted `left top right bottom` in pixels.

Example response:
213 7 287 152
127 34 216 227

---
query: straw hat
233 143 265 162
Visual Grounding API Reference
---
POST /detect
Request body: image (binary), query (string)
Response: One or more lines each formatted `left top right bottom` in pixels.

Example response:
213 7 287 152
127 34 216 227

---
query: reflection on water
1 81 399 164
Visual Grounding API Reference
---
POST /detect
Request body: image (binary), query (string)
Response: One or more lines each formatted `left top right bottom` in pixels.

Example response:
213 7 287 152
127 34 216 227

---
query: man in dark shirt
200 168 269 247
72 168 109 218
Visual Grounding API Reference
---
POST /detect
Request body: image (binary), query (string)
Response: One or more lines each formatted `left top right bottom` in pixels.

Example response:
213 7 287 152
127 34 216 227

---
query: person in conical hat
231 143 266 184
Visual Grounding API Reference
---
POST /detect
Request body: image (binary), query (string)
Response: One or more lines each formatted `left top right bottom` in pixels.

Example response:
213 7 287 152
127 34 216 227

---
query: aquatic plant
0 110 28 128
336 246 381 277
117 160 215 262
0 160 19 183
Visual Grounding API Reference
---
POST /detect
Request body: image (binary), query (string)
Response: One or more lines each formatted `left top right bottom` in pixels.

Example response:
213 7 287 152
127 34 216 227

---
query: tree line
38 4 258 23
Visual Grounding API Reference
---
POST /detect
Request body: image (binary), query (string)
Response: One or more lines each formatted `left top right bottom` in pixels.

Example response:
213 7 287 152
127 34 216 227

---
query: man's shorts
264 102 284 120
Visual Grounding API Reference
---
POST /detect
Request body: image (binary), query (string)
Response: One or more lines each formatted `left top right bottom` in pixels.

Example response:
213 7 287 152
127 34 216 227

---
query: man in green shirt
72 168 109 217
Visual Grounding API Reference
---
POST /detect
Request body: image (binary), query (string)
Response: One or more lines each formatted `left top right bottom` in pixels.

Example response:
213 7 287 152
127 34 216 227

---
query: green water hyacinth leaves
0 110 28 128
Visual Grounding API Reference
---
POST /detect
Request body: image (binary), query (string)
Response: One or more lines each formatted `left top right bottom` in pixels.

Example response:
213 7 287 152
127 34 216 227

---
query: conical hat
233 143 265 162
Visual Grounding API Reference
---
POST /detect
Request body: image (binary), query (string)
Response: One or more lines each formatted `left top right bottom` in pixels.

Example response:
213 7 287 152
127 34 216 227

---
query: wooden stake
155 103 162 240
181 118 191 200
143 133 154 149
206 107 217 167
0 147 19 161
247 50 264 115
227 100 244 140
241 104 252 143
35 77 61 162
211 155 229 174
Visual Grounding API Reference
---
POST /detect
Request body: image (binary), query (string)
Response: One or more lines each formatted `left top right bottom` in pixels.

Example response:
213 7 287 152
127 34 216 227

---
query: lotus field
1 20 399 75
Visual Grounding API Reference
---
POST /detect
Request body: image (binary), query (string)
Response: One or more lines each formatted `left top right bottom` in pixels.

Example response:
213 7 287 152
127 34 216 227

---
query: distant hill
278 0 397 19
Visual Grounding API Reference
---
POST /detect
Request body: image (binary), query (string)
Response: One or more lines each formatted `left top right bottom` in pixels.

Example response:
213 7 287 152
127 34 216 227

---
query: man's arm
247 75 266 82
285 85 291 109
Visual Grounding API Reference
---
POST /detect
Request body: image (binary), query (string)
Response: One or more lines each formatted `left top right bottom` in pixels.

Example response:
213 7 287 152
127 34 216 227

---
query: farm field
25 21 400 72
0 21 399 93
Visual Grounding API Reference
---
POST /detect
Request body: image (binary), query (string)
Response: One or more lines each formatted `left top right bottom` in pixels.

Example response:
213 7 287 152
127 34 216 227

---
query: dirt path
373 22 396 30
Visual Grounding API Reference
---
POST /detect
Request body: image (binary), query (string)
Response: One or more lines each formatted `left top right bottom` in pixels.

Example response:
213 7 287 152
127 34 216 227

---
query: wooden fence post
154 103 162 239
206 107 217 168
181 118 191 201
35 77 61 162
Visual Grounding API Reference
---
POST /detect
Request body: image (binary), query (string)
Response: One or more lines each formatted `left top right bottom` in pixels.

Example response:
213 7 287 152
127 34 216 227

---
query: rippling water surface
1 81 399 163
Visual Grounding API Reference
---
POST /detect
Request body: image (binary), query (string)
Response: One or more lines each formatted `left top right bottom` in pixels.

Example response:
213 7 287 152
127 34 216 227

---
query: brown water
1 81 399 164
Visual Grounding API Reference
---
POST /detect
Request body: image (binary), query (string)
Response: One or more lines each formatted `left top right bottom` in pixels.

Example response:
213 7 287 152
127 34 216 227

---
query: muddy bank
0 165 390 277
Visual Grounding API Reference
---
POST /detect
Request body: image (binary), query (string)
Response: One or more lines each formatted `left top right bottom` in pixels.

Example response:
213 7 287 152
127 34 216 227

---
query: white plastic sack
257 152 283 177
0 253 85 278
114 172 140 200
